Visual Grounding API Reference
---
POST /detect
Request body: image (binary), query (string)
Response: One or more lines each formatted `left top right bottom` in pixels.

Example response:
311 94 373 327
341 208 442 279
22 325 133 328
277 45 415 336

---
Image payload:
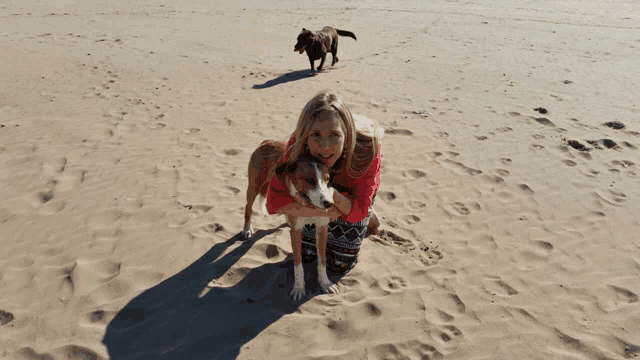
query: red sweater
266 142 381 223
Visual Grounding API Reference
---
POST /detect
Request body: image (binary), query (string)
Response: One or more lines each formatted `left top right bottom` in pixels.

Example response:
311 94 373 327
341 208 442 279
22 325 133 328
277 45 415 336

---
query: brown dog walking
294 26 357 75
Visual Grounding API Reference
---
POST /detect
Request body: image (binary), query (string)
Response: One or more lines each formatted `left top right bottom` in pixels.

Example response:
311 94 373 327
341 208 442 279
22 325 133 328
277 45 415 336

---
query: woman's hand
331 191 352 217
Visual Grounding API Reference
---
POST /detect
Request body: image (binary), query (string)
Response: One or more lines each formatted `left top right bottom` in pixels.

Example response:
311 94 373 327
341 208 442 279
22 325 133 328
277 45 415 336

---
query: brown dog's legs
317 54 327 71
331 40 339 66
308 58 315 72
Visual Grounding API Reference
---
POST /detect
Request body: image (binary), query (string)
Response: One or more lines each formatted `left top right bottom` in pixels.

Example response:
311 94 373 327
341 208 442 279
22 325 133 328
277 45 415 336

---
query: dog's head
276 155 334 210
294 28 314 54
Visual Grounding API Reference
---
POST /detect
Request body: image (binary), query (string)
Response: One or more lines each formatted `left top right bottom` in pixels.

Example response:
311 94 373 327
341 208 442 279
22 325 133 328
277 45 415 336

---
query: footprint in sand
47 344 104 360
514 240 553 270
222 149 242 156
449 202 470 216
481 174 505 185
483 278 518 296
517 184 535 195
404 169 427 178
82 309 118 328
598 285 639 311
471 234 497 252
372 229 415 253
183 128 201 134
377 191 397 202
382 275 409 292
0 310 14 325
534 117 555 127
149 123 166 130
42 156 67 175
436 324 464 345
384 128 413 136
406 200 426 210
66 258 121 296
442 159 482 176
604 121 625 130
611 160 634 168
399 214 421 225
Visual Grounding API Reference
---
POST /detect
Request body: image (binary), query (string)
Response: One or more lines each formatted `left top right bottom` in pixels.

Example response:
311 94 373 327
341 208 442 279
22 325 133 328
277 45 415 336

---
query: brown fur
294 26 357 74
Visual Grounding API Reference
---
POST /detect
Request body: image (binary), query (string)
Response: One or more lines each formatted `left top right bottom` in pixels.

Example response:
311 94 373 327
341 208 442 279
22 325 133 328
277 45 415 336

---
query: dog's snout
322 200 333 209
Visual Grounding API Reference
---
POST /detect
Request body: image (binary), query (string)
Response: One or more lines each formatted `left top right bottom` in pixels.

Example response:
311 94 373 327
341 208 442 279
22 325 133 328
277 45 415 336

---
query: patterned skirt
300 213 370 274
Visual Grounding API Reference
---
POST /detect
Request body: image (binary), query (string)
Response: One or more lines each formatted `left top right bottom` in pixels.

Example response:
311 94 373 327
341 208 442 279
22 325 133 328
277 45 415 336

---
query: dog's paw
320 280 339 295
290 286 306 301
240 227 253 240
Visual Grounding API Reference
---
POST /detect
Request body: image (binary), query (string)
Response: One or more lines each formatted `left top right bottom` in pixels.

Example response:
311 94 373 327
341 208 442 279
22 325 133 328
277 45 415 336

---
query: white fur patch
256 194 268 216
305 163 334 209
294 216 330 230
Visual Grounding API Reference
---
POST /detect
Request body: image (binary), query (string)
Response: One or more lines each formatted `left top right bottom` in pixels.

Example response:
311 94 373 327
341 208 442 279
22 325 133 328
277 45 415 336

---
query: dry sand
1 0 639 359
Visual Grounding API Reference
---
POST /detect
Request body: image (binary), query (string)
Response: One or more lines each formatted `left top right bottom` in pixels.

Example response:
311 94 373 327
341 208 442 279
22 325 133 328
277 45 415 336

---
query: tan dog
294 26 357 74
242 140 338 300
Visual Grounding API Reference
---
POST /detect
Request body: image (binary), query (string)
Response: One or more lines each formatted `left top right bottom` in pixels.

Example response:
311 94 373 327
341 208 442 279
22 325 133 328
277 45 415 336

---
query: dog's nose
322 200 333 209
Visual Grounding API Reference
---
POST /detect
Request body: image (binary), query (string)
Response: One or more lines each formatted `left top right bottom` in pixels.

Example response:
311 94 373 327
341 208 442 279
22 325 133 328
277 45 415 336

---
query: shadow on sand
103 225 344 359
252 69 314 89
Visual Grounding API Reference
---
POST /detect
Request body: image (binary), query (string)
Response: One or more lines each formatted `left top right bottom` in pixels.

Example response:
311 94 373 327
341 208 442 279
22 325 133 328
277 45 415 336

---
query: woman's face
307 113 345 168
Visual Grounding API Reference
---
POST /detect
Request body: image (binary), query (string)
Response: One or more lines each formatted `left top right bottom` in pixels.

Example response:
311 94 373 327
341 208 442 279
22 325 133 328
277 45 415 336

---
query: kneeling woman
266 90 383 274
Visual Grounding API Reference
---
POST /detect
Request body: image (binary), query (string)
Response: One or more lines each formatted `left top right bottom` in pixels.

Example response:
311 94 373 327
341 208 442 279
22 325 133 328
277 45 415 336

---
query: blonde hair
285 90 380 178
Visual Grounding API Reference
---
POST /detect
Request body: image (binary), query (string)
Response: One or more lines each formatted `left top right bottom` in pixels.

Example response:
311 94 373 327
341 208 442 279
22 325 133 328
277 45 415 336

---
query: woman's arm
340 144 382 223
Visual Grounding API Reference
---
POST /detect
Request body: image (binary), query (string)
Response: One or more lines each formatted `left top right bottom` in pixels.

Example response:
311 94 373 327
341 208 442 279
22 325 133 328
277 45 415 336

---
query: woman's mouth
319 154 333 164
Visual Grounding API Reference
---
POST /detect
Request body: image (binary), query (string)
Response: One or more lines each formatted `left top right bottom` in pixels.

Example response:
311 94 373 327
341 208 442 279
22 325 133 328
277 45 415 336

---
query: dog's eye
306 178 315 185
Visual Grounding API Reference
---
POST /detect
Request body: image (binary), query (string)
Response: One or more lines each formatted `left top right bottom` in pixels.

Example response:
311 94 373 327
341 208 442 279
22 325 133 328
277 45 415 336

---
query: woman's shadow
103 226 344 360
252 69 317 89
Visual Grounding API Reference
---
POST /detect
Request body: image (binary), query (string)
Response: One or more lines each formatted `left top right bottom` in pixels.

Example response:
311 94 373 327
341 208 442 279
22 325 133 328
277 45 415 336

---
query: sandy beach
1 0 639 358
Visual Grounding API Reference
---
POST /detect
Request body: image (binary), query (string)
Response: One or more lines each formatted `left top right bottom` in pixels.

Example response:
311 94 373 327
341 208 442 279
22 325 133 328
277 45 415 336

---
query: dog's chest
293 216 330 230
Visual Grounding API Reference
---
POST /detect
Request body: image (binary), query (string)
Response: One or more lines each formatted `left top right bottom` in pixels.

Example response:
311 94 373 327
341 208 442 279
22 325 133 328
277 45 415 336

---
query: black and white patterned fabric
300 213 370 274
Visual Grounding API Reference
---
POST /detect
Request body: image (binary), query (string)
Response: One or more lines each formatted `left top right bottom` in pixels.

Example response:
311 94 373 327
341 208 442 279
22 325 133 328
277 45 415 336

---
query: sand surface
1 0 639 359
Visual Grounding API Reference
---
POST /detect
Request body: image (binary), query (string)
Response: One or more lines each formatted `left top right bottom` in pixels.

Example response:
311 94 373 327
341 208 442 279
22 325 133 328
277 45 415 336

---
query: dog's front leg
317 54 327 71
316 225 339 294
289 217 306 300
308 57 316 75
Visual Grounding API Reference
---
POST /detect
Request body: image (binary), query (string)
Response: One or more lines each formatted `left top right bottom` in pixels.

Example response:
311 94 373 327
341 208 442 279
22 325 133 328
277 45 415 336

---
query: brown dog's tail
336 29 357 41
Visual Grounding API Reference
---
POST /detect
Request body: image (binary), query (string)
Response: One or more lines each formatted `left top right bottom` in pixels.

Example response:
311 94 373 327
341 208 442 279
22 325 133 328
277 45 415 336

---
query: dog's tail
336 29 357 41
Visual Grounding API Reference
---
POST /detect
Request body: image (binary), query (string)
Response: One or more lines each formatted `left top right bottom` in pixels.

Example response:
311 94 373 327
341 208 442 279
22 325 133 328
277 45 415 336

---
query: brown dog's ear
275 162 296 176
321 41 329 54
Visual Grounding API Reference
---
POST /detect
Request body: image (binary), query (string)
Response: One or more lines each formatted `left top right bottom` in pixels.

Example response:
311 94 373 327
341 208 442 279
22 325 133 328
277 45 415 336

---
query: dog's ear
275 162 296 176
321 41 329 53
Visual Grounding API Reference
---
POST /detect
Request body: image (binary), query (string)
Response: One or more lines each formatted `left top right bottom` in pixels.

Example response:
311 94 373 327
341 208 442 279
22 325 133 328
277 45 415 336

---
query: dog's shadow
102 226 346 360
252 69 323 89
